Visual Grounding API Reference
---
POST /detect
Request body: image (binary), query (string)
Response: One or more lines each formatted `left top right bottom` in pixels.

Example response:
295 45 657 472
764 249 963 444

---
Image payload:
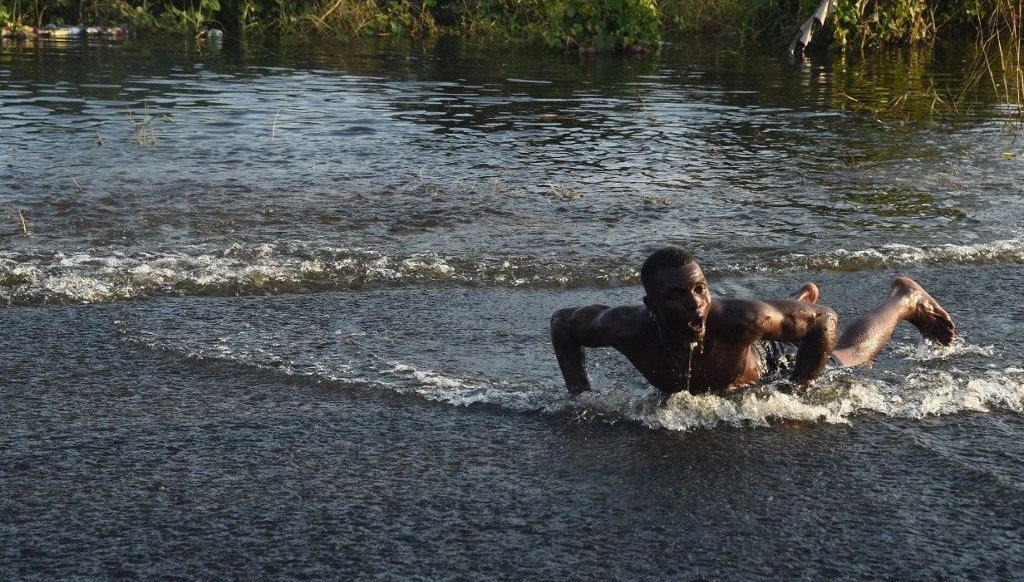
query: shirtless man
550 247 956 395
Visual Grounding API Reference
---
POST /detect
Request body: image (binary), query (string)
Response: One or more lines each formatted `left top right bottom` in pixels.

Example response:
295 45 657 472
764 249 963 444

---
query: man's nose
684 292 700 309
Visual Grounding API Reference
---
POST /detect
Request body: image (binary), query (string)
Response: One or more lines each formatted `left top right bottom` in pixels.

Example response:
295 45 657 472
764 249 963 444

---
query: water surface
2 35 1024 579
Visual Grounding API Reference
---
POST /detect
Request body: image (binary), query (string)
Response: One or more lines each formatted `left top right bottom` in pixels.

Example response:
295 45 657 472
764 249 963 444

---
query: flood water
2 35 1024 579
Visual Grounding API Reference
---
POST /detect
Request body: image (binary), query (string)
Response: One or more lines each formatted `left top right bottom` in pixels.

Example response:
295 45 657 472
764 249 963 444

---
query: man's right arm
752 299 838 386
550 305 618 394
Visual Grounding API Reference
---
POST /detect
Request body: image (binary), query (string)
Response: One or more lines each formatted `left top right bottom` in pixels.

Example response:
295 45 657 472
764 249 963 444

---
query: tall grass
976 1 1023 118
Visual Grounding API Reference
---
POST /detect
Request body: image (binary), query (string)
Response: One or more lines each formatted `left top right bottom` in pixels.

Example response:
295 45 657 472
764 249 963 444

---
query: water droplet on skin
686 347 695 393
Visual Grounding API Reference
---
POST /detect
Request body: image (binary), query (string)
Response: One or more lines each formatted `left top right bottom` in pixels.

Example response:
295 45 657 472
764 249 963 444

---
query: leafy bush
541 0 661 52
831 0 933 49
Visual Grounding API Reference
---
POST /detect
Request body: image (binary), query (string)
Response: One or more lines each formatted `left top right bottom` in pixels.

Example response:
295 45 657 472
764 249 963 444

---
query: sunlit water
3 35 1024 579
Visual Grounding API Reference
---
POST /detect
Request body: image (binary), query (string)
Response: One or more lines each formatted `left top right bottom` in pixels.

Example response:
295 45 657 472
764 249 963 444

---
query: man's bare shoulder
708 297 773 341
552 304 649 347
710 297 769 322
710 296 834 343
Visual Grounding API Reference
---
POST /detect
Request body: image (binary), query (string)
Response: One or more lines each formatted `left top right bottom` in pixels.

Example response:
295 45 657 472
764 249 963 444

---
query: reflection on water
1 35 1022 295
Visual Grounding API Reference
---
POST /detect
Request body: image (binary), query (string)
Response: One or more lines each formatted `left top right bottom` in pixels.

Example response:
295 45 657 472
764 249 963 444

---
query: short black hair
640 247 696 292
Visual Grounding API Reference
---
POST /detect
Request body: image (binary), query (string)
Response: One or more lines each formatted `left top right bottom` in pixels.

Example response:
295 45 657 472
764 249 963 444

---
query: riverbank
1 1 1020 53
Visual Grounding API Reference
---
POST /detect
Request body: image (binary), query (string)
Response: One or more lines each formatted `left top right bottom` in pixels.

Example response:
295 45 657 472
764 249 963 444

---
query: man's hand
789 308 838 385
759 299 838 386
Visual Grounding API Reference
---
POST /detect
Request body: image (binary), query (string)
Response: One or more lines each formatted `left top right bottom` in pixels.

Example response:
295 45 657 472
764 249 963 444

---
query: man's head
640 247 697 293
641 247 711 346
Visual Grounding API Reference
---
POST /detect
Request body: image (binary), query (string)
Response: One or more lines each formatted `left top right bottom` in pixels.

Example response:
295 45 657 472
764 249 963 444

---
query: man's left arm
758 299 839 385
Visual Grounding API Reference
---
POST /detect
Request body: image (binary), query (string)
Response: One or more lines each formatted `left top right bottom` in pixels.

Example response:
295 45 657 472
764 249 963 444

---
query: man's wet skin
551 253 840 394
831 276 955 367
792 282 819 304
644 261 711 349
894 277 956 345
551 248 955 397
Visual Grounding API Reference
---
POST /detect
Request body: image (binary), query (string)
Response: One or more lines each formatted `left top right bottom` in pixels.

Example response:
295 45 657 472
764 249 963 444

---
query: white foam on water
652 390 840 429
0 244 475 304
3 237 1022 304
620 366 1023 430
118 323 1024 431
386 362 567 412
379 354 1024 431
769 237 1024 272
0 243 632 304
893 338 998 362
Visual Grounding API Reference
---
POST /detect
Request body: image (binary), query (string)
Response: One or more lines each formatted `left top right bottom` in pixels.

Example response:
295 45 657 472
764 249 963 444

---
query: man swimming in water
550 247 956 395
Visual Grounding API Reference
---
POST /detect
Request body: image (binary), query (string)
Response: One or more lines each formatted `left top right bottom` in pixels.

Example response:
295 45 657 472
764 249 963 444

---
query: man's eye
695 285 705 294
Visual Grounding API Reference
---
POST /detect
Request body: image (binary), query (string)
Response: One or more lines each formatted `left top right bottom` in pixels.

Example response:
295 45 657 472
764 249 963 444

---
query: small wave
120 321 1024 431
575 366 1024 430
640 367 1023 430
359 335 1023 428
349 359 1024 430
0 242 635 305
4 237 1022 305
764 238 1024 273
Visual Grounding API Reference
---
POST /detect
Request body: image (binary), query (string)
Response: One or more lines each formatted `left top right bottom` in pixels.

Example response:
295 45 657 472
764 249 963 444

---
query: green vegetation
0 0 1019 57
0 1 661 51
541 0 659 52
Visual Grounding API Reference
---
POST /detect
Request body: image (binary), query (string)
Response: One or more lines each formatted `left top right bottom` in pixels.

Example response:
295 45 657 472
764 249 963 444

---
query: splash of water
686 341 697 394
119 324 1024 432
3 237 1023 305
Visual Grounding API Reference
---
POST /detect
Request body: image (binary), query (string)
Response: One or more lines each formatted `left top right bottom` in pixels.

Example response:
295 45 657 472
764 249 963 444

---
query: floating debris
47 26 85 38
198 28 224 40
1 25 124 41
85 26 124 38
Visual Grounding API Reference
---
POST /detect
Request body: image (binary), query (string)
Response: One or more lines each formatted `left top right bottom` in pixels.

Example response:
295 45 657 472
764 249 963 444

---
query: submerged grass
0 209 29 237
18 209 29 236
125 103 171 147
271 107 281 141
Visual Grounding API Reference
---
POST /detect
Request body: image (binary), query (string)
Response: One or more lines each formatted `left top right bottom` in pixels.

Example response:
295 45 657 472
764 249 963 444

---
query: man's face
645 262 711 344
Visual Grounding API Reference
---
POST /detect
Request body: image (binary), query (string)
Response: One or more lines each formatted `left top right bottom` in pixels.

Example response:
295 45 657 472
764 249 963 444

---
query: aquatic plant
0 208 31 237
976 0 1024 118
18 209 29 236
125 103 171 146
159 0 223 32
915 1 1024 121
546 182 583 201
310 0 438 37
